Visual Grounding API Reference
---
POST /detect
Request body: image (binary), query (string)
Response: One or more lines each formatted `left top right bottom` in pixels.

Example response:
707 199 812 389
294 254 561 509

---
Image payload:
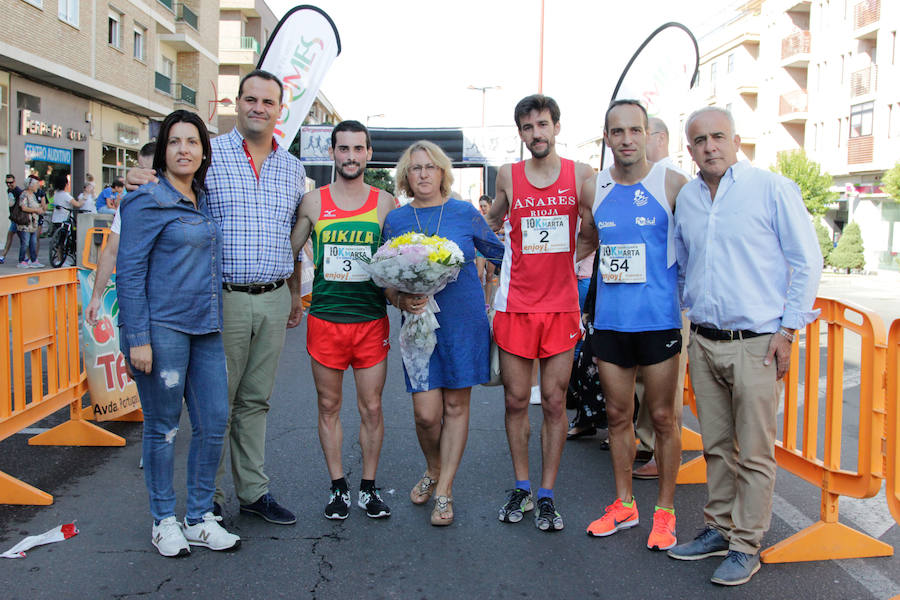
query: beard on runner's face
529 137 551 158
338 161 364 180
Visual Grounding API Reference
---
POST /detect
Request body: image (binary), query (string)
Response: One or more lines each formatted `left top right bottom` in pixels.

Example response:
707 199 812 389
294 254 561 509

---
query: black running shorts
590 328 682 368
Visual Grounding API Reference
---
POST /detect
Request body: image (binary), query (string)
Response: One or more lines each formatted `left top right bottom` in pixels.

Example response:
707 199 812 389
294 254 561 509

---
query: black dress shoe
566 426 597 440
240 493 296 525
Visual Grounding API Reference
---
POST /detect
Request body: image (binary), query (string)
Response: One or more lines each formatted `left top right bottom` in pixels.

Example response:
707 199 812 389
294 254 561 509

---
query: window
727 53 735 73
16 92 41 113
841 54 845 84
889 103 900 138
892 31 897 65
836 118 842 147
101 144 138 186
108 10 122 48
133 25 146 60
161 57 174 78
22 0 42 7
850 101 874 137
0 84 8 149
58 0 78 26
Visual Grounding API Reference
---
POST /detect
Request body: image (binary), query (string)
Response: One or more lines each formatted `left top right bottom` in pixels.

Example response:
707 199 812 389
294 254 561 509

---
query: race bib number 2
323 244 371 282
599 243 646 283
521 215 570 254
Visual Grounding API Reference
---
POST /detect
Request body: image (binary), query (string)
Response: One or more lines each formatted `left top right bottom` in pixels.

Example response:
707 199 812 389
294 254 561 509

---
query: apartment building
0 0 218 227
675 0 900 271
216 0 341 137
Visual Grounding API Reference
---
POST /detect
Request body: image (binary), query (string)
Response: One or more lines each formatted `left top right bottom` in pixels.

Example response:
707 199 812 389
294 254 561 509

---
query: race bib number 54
521 215 570 254
323 244 371 282
599 243 646 283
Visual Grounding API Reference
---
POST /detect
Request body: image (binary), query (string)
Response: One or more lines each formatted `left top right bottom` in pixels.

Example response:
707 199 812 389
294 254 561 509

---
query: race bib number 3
599 243 646 283
323 244 372 282
521 215 570 254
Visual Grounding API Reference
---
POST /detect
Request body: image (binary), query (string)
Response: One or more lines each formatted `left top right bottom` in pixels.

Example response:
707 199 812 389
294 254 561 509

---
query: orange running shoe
586 498 639 537
647 508 677 551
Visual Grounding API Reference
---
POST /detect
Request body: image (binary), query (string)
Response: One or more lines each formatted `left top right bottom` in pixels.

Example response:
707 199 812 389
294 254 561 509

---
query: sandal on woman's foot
410 473 437 505
430 495 453 526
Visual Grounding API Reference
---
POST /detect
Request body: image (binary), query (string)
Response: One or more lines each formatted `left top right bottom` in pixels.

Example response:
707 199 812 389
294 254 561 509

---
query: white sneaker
182 512 241 551
529 385 542 405
17 261 30 269
151 516 190 557
29 261 44 268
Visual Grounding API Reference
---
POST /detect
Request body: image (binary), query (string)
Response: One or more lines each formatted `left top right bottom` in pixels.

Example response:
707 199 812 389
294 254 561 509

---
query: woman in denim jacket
118 110 239 557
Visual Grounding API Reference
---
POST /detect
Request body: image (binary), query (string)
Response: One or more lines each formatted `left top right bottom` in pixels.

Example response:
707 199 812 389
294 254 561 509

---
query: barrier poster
76 269 140 421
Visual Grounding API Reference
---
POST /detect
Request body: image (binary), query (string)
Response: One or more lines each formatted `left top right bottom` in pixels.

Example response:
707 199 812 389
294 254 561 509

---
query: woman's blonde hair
395 140 454 199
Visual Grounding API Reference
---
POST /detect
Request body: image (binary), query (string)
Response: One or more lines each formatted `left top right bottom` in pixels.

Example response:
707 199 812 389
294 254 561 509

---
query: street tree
883 162 900 202
772 150 838 217
813 219 832 265
365 168 395 193
828 221 865 272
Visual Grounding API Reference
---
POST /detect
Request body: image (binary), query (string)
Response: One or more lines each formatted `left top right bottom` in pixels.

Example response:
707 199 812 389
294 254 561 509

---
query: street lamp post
467 85 501 128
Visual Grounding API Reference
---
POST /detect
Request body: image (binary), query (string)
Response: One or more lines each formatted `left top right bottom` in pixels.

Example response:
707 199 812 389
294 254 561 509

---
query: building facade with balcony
0 0 219 234
674 0 900 271
215 0 341 143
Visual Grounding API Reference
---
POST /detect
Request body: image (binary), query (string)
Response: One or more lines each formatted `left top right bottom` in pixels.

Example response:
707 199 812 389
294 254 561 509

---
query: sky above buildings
265 0 741 148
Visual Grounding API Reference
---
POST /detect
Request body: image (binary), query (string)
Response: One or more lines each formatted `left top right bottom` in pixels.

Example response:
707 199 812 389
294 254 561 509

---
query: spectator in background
2 174 23 264
78 182 97 214
96 179 124 215
16 176 44 268
50 173 83 234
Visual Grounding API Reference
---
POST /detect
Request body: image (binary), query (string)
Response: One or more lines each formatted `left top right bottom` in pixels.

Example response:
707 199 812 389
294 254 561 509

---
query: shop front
9 75 90 194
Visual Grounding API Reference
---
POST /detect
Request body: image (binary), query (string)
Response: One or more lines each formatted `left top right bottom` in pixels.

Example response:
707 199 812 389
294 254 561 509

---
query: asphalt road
1 304 899 599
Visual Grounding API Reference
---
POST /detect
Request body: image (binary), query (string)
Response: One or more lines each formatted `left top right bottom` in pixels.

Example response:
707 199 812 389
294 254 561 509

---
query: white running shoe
29 261 44 268
151 516 190 557
182 512 241 551
529 385 541 405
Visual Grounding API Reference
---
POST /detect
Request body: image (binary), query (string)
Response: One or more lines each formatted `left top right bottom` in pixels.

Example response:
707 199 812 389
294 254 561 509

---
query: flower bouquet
362 232 465 390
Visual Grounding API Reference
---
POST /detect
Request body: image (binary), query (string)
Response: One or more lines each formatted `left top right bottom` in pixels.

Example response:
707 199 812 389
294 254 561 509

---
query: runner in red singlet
485 94 597 532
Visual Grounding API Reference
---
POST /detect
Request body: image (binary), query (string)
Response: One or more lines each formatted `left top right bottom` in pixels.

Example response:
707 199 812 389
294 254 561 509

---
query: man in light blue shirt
667 107 821 586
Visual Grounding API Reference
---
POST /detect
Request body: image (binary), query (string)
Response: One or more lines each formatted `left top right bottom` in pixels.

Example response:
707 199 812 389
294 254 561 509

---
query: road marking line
15 427 50 435
772 493 898 598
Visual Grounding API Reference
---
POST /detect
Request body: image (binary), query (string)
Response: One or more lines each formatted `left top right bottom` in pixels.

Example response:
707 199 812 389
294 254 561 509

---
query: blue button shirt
674 160 822 333
206 128 305 284
117 176 223 349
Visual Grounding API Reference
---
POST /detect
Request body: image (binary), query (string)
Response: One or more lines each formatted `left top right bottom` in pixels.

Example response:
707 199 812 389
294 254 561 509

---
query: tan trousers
214 284 291 506
687 331 778 554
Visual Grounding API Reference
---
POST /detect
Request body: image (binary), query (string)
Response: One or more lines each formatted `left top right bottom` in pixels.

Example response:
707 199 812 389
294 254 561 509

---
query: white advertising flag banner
258 6 341 150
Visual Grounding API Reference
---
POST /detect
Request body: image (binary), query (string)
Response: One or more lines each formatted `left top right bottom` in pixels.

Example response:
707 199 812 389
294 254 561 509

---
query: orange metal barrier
0 268 124 505
762 297 891 563
886 320 900 529
81 226 112 270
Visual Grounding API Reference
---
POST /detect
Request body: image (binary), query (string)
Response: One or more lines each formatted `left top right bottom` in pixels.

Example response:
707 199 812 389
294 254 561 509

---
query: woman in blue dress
383 140 503 527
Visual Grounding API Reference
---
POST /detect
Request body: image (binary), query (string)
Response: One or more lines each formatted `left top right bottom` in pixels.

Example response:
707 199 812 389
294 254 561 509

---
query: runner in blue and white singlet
591 161 680 333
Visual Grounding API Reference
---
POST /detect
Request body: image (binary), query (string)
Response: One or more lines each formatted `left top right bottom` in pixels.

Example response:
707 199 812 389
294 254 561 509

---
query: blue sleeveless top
591 162 680 332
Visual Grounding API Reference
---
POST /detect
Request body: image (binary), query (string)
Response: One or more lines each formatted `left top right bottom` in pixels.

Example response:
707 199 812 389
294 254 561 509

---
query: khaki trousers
214 284 291 506
687 331 778 554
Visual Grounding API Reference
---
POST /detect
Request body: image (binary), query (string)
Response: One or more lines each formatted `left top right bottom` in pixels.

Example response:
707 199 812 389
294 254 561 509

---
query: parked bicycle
48 206 80 268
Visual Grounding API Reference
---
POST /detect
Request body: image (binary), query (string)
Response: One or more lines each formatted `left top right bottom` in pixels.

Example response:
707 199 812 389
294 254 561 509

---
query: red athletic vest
494 158 579 313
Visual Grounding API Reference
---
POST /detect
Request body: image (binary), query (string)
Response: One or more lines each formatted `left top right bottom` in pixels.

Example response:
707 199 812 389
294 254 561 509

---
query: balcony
848 135 874 165
778 90 808 123
154 71 172 95
780 31 811 67
175 83 196 106
157 0 173 10
175 3 198 30
850 65 877 98
220 36 260 65
853 0 880 39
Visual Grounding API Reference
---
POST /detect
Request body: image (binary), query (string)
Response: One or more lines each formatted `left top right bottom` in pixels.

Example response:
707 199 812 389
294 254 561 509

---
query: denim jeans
17 230 36 263
97 206 117 215
129 324 228 523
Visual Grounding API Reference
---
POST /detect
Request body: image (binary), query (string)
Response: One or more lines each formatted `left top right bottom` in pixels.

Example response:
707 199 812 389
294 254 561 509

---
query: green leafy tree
365 168 395 193
772 150 838 217
813 218 832 264
828 221 865 272
883 162 900 202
